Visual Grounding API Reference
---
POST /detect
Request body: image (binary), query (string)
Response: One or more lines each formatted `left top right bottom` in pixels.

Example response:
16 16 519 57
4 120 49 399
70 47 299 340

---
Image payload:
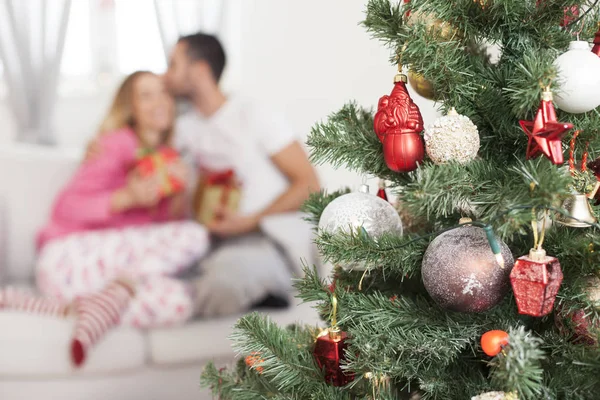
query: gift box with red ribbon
193 169 241 225
136 147 185 198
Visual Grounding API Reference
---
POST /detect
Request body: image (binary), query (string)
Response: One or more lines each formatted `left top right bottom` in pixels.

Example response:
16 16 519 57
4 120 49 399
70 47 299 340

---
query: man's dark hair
178 33 227 82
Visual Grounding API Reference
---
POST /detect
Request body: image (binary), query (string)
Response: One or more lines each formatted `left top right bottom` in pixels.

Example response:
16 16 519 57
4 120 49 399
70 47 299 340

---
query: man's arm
207 141 320 237
257 141 320 218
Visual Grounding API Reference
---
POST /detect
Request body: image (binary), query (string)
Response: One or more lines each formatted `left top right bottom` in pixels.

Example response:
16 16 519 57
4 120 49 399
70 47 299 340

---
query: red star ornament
520 90 573 165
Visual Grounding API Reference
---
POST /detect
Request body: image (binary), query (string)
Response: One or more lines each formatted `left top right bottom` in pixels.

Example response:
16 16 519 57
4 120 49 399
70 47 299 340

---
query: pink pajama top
37 128 175 250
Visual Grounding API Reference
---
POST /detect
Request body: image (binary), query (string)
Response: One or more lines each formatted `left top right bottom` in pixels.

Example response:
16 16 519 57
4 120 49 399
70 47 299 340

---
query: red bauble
560 6 579 27
481 330 509 357
593 25 600 57
403 0 411 17
519 90 573 165
374 74 425 173
313 329 354 386
510 249 563 317
556 308 600 346
535 2 578 27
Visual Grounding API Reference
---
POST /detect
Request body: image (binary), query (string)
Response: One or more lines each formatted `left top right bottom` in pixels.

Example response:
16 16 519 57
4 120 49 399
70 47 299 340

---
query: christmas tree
200 1 600 398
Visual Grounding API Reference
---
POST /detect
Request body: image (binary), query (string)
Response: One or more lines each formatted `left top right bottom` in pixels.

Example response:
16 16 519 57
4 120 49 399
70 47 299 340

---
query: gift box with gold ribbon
136 147 185 198
193 169 241 225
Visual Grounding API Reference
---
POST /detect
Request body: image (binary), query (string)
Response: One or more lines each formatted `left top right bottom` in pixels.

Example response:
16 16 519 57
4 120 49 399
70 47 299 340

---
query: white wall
0 0 441 192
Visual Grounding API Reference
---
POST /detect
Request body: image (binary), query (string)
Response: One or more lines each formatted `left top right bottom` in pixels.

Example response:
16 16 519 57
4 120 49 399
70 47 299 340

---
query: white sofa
0 144 322 400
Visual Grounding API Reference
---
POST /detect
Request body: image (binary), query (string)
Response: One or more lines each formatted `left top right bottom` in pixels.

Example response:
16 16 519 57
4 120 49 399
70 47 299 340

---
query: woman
32 71 209 364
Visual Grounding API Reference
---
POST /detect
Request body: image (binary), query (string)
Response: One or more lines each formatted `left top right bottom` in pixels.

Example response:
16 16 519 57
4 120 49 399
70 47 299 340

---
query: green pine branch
540 331 600 399
488 326 545 399
307 103 397 181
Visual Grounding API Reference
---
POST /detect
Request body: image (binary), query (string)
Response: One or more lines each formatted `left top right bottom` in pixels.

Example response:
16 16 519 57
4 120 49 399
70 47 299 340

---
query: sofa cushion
148 297 321 365
0 145 80 282
0 312 146 377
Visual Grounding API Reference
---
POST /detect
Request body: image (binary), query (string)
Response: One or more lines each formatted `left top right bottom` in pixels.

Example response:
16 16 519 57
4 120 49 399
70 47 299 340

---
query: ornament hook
331 293 338 330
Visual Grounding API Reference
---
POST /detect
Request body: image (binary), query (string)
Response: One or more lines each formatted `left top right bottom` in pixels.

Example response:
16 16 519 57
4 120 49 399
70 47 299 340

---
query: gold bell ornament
556 194 597 228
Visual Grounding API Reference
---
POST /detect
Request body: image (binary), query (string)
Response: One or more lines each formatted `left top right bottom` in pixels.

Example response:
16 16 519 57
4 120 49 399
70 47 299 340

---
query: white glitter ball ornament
319 184 403 239
424 107 480 165
471 392 517 400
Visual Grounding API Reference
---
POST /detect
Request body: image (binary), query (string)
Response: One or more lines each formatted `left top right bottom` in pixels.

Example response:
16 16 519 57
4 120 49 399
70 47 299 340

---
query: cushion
0 195 6 286
260 212 321 277
0 312 146 377
0 145 80 281
148 297 321 364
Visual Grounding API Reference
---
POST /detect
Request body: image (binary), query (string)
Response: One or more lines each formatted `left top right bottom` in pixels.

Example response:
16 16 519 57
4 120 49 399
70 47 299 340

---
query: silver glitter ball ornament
422 226 514 313
424 107 480 165
319 186 403 272
319 184 403 239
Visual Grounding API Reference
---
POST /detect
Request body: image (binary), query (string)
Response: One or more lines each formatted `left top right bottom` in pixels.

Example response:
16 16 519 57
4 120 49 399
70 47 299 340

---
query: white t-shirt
175 97 298 215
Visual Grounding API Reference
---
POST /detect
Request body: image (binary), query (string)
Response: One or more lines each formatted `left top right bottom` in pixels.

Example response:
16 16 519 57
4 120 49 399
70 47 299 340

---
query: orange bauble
245 352 264 374
481 330 509 357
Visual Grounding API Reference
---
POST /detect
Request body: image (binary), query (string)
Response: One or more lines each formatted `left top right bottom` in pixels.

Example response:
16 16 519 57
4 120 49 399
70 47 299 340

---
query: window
114 0 166 74
60 0 93 77
41 0 239 91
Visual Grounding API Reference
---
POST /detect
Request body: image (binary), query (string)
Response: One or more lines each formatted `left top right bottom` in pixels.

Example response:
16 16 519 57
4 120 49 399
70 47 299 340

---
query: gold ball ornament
584 275 600 309
408 70 435 100
473 0 491 9
405 11 457 41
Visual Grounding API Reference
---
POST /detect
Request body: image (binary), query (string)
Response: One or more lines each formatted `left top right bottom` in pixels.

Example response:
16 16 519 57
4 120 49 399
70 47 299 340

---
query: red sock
0 287 71 317
71 279 136 367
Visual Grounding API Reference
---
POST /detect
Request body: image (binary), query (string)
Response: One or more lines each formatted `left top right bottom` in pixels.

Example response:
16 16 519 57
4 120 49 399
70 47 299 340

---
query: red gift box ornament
373 66 425 173
510 248 563 317
313 294 354 386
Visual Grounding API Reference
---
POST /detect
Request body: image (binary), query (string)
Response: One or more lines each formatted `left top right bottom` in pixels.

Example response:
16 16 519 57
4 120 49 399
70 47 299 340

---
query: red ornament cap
374 74 425 173
377 180 388 202
520 90 573 165
510 249 563 317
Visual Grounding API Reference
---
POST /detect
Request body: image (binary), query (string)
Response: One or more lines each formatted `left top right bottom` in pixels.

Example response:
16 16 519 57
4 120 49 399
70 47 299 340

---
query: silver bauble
319 185 403 238
422 226 514 313
319 185 403 271
424 107 480 165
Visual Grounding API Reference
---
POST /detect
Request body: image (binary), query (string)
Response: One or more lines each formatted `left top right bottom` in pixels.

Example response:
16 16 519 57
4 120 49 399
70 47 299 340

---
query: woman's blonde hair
97 70 174 146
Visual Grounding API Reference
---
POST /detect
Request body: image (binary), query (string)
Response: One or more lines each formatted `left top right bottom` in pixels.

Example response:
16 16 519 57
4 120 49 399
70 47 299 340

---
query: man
163 33 320 316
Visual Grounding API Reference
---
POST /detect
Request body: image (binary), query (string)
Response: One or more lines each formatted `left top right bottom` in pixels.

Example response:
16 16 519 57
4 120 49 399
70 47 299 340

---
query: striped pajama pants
36 221 209 329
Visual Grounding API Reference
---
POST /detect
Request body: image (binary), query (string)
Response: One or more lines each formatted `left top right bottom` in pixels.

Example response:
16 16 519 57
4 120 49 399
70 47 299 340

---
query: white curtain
152 0 227 58
0 0 72 144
